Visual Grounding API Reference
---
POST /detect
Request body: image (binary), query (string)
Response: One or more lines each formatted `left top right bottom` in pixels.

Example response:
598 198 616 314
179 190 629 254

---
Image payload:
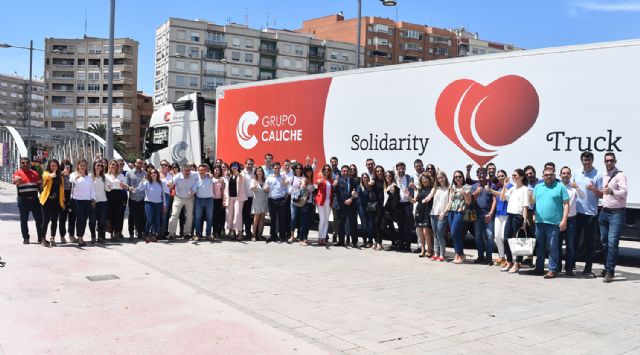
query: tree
86 123 126 156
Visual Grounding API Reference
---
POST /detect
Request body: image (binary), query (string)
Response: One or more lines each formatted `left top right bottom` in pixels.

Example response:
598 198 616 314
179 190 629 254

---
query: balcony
259 59 276 68
308 48 325 59
205 39 226 48
309 65 325 74
204 69 225 77
259 45 278 55
203 84 220 92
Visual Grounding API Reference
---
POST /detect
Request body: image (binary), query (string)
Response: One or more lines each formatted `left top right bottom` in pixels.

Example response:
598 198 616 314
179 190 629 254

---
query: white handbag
508 228 536 256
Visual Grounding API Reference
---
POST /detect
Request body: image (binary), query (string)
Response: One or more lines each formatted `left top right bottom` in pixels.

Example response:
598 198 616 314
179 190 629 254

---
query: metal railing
0 126 28 183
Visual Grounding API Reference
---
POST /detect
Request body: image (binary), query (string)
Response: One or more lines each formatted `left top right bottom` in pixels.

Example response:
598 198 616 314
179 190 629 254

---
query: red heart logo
435 75 539 166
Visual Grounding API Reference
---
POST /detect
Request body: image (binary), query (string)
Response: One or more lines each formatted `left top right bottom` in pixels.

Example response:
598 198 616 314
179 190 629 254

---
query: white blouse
92 176 108 202
70 172 96 201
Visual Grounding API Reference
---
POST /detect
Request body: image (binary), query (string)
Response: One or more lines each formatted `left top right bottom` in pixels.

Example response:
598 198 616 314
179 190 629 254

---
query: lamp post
0 41 42 155
356 0 397 69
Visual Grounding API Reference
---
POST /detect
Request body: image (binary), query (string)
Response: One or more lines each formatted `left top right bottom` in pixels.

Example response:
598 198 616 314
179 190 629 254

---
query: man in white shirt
242 159 256 239
365 158 376 180
167 164 197 240
395 162 415 252
559 167 584 276
264 162 289 242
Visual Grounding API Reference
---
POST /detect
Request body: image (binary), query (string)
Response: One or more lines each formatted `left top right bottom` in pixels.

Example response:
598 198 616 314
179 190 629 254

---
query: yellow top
39 171 65 208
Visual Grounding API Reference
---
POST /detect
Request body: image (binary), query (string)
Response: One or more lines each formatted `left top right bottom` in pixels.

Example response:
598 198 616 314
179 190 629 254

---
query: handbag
292 189 308 207
508 227 536 256
366 201 377 212
463 208 477 223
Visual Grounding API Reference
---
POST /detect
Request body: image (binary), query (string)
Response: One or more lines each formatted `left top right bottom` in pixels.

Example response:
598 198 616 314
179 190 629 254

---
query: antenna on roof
84 8 88 37
226 17 232 25
266 12 269 28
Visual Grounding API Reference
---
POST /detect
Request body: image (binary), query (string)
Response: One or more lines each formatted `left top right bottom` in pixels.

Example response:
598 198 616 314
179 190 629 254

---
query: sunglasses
21 162 29 165
161 163 168 166
605 159 615 163
454 176 463 179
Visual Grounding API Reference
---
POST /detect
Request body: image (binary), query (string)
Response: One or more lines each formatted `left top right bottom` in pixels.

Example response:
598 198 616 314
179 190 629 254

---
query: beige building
448 27 521 57
154 18 358 108
43 36 138 143
0 73 44 128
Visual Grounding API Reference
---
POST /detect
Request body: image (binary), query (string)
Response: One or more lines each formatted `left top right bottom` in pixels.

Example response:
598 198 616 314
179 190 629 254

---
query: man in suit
334 165 358 247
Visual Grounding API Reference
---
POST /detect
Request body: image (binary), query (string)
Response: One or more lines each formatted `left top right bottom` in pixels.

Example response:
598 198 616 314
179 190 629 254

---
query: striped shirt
13 169 40 198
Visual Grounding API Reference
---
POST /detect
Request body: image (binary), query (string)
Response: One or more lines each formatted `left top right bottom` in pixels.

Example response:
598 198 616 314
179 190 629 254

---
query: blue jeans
89 201 108 240
161 193 171 235
73 199 92 237
576 213 597 273
194 197 214 236
144 202 163 235
431 215 447 257
448 211 465 256
599 209 624 273
473 213 495 260
535 223 560 273
291 203 302 235
357 205 375 244
558 216 576 272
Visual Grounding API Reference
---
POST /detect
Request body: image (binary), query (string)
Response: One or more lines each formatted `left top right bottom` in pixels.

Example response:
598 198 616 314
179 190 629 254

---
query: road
1 181 640 354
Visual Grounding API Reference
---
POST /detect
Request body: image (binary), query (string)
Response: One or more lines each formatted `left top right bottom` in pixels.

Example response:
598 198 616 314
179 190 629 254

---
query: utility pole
106 0 115 160
27 40 33 155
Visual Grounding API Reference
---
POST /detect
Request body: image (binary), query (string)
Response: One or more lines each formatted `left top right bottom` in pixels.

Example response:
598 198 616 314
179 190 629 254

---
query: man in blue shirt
571 151 603 275
471 167 496 265
529 168 569 278
264 162 289 243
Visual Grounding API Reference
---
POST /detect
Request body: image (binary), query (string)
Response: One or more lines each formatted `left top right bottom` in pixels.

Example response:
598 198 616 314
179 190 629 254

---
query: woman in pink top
211 166 225 239
224 162 247 239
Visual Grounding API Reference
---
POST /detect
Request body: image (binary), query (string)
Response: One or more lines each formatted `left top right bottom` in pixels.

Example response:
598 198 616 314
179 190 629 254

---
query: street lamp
0 41 41 155
356 0 397 69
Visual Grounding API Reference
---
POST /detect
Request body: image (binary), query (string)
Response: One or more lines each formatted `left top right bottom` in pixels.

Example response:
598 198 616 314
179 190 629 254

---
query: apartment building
154 18 358 108
448 27 521 56
0 74 44 128
43 36 139 141
133 91 153 155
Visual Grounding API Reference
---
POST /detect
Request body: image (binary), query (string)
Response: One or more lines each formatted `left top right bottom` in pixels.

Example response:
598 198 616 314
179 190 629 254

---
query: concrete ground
1 181 640 354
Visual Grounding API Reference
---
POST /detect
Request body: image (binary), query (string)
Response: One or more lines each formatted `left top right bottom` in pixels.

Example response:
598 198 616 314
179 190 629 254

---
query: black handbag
463 208 477 222
366 201 377 212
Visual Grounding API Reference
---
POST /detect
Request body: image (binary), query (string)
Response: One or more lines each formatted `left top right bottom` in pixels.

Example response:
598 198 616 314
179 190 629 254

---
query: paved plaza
1 181 640 354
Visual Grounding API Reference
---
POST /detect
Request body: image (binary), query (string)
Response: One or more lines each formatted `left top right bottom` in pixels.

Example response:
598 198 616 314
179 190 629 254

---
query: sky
1 0 639 94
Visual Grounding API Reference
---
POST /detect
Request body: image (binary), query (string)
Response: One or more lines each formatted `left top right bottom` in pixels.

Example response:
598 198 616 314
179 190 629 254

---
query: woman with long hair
135 168 166 242
211 166 226 239
223 162 246 239
297 165 316 245
499 168 530 273
446 170 472 264
356 173 378 248
371 165 386 250
289 162 306 243
251 166 268 241
412 172 436 258
58 159 75 244
430 170 450 261
89 160 109 244
315 164 334 246
70 159 95 246
382 170 401 248
487 169 510 266
39 159 65 247
105 159 127 241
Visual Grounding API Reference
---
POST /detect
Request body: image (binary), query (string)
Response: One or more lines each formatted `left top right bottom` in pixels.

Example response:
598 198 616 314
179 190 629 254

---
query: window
282 58 291 67
295 46 303 55
190 62 199 72
191 32 200 42
330 51 338 59
294 60 303 69
243 68 253 78
52 71 74 79
176 60 185 70
403 42 422 51
175 75 187 87
244 53 253 63
88 72 100 80
177 30 186 40
88 45 101 54
88 84 100 91
342 54 350 61
245 39 254 48
282 44 291 53
189 47 199 57
77 84 85 91
231 67 240 76
403 30 423 40
175 44 186 55
373 24 389 34
189 77 198 88
232 37 240 47
231 51 240 62
435 47 449 56
77 71 86 81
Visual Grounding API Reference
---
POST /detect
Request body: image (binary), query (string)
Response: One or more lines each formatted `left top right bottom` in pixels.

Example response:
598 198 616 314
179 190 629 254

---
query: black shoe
23 239 30 245
352 243 358 248
603 272 614 283
473 257 486 264
335 241 345 247
566 270 575 277
526 269 544 276
41 239 50 247
599 270 607 278
266 238 273 244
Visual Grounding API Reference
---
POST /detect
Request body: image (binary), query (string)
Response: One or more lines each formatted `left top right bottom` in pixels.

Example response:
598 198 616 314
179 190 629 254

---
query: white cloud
577 1 640 12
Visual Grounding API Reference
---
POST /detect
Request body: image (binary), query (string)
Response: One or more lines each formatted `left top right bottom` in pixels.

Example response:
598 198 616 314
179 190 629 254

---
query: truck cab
144 93 216 167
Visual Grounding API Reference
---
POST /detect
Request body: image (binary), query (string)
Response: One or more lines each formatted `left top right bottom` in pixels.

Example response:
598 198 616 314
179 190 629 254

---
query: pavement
1 181 640 354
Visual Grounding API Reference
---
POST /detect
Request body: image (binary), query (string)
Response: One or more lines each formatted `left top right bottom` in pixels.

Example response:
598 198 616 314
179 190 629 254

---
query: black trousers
42 198 61 238
59 190 75 238
397 202 415 248
128 199 146 237
243 197 254 237
338 206 358 244
107 190 125 234
213 198 225 235
18 196 43 241
268 197 288 240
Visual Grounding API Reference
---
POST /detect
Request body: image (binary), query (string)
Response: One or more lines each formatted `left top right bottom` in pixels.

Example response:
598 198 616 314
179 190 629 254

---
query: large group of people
12 150 628 283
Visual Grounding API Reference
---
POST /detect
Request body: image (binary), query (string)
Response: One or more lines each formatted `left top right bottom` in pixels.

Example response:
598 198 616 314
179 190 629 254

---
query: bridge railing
0 126 28 183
